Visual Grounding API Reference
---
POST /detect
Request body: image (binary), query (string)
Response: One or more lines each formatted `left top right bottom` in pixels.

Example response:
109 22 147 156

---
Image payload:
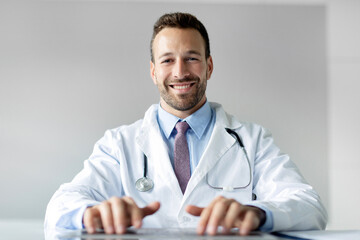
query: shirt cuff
75 205 91 229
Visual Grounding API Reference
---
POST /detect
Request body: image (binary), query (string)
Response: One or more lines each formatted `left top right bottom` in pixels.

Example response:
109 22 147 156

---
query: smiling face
150 27 213 119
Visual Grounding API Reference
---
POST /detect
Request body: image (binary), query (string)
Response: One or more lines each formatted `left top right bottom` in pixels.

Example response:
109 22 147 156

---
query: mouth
169 82 196 91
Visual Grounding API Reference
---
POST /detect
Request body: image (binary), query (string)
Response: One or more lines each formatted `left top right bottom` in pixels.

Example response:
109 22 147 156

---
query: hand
83 196 160 234
186 196 265 236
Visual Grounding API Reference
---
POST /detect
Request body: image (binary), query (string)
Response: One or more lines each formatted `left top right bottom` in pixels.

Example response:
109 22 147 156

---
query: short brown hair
150 12 210 62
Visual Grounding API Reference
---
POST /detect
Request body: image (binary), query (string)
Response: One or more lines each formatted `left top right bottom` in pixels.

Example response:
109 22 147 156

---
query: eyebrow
186 50 202 56
158 50 202 59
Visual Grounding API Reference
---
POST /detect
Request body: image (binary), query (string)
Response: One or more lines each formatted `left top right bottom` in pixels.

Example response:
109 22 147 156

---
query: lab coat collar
157 101 212 139
209 102 242 130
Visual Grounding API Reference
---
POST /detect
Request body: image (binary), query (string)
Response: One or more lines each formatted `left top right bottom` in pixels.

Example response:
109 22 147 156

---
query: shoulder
209 101 265 133
101 104 159 142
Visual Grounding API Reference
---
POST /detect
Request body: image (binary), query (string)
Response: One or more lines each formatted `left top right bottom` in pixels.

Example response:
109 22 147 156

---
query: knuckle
123 196 136 205
103 200 111 207
217 198 229 207
109 196 121 203
122 196 132 201
218 201 227 208
99 201 111 211
86 206 99 217
215 195 224 201
230 201 241 208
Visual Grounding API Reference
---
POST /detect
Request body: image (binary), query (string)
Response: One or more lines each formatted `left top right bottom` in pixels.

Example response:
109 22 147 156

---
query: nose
173 59 190 79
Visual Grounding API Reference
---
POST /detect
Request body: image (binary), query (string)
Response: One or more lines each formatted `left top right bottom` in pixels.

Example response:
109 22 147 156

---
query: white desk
0 220 280 240
1 219 359 240
0 219 45 240
51 228 282 240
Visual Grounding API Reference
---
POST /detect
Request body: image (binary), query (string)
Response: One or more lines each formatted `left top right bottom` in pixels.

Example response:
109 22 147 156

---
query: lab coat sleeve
248 126 328 232
44 129 124 230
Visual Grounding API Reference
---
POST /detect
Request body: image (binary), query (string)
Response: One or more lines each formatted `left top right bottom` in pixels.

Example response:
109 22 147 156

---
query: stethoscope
135 154 154 192
135 128 252 194
205 128 252 192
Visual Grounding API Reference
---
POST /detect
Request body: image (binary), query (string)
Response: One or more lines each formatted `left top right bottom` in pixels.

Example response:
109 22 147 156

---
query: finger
98 201 115 234
185 205 204 216
83 207 99 234
197 196 224 235
141 201 161 217
122 197 143 229
223 201 243 232
109 197 128 234
239 211 259 236
206 198 232 235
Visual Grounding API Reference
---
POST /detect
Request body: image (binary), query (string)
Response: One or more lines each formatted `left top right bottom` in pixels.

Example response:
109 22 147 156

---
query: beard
158 75 207 112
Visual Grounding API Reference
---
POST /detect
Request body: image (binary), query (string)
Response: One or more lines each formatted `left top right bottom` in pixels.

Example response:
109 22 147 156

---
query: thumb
142 201 161 217
185 205 204 216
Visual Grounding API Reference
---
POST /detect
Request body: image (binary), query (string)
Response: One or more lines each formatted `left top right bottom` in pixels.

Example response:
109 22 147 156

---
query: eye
186 57 199 62
161 59 173 64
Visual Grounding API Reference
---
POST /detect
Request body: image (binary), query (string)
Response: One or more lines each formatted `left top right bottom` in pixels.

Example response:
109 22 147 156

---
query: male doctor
45 12 327 236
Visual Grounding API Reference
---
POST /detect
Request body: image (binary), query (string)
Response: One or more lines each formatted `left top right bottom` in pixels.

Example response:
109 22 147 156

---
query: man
45 12 327 236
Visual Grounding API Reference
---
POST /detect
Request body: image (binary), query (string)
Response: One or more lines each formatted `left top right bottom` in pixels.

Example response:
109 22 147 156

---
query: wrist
249 206 267 228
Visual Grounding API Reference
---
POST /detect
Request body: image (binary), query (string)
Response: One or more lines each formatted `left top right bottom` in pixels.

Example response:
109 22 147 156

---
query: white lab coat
45 102 327 232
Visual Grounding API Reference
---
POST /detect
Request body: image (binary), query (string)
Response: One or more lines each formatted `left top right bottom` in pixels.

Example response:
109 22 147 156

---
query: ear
150 60 157 85
206 56 214 80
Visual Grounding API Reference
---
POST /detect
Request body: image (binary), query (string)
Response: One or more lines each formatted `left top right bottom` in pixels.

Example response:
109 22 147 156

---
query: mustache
167 76 200 84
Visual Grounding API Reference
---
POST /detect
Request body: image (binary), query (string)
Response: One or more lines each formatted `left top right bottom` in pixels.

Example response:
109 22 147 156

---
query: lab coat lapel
182 103 241 201
136 105 184 201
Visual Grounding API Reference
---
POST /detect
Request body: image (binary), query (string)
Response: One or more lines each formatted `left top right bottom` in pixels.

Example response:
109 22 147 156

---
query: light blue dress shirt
157 101 273 232
157 101 215 174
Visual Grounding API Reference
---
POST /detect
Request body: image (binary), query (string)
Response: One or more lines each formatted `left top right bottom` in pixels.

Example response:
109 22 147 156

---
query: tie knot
175 121 189 134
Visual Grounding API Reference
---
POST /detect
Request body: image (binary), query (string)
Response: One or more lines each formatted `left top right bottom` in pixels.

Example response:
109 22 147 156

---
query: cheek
194 64 207 75
156 69 171 83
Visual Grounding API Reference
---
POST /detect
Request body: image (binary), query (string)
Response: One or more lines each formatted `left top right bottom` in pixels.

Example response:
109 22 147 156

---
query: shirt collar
158 101 212 139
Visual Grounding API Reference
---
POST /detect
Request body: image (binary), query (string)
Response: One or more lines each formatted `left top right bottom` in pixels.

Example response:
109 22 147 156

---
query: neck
160 97 207 119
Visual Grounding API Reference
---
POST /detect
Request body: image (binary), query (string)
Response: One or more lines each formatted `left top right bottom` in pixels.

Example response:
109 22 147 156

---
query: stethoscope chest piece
135 177 154 192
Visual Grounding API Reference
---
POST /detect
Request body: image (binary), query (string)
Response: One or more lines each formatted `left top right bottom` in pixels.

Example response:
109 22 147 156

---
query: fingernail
105 226 114 234
116 225 126 234
88 227 94 233
197 225 205 235
134 220 141 228
207 226 216 235
240 228 248 235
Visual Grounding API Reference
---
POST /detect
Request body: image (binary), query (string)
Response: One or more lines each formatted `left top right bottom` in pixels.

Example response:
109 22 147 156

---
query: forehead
152 28 206 57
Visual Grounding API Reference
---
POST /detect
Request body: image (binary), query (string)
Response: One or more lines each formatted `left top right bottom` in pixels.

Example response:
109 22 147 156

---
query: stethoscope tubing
137 128 252 192
205 128 252 190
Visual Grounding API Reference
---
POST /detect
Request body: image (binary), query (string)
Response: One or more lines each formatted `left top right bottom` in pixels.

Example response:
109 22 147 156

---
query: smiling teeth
173 85 190 89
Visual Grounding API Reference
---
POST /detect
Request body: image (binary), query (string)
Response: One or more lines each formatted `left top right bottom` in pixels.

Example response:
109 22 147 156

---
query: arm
186 125 327 235
248 127 327 231
44 130 125 230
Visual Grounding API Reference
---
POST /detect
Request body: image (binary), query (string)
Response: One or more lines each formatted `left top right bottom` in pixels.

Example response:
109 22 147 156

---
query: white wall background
327 0 360 230
0 0 358 231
